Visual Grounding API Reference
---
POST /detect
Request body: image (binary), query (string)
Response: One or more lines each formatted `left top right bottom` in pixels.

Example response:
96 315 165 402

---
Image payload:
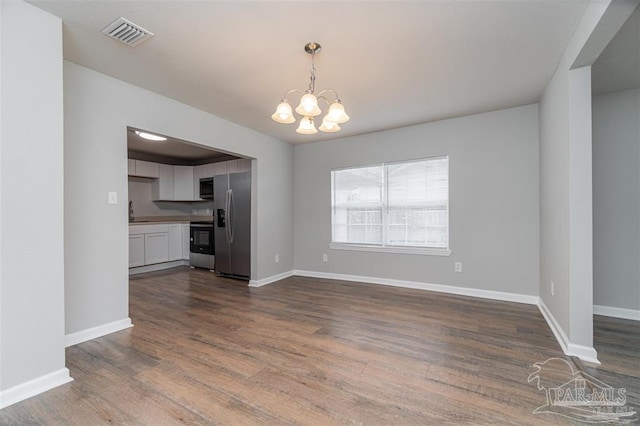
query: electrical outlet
454 262 462 273
275 254 280 264
322 253 328 262
108 191 118 204
550 280 555 296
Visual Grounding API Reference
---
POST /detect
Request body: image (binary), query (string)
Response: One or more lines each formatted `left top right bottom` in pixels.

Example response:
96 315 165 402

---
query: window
331 156 449 255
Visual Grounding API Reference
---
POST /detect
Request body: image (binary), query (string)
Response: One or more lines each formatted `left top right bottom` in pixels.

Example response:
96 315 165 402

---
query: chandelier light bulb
319 116 341 133
271 101 295 124
327 101 350 124
296 116 317 134
295 93 321 117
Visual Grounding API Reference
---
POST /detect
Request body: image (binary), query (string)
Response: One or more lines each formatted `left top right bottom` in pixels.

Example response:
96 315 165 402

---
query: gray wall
537 0 620 357
0 0 69 397
592 88 640 311
64 62 294 336
294 104 540 296
538 1 637 360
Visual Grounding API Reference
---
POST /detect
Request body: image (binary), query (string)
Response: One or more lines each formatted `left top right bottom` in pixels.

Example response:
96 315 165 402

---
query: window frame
330 156 451 257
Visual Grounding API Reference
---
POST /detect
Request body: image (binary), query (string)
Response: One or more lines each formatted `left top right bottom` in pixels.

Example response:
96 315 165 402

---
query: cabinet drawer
129 224 169 235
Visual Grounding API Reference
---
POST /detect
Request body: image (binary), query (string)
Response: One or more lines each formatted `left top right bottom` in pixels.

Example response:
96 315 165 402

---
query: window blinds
331 157 449 249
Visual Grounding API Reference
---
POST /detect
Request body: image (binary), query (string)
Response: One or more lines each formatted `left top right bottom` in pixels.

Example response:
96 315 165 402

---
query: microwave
199 177 213 200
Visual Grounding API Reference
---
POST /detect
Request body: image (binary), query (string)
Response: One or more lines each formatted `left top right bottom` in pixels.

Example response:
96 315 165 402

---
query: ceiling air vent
102 17 154 47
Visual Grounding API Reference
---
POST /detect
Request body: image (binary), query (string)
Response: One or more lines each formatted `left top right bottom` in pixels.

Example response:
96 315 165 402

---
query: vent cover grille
102 17 153 47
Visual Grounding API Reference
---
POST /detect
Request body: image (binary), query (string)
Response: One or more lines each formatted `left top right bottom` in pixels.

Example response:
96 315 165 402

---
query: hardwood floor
1 266 637 424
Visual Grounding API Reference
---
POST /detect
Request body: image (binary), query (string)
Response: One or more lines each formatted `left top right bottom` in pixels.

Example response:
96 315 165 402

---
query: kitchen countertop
129 215 213 225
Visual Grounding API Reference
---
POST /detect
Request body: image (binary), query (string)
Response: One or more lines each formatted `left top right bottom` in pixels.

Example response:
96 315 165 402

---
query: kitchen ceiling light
272 42 349 135
135 130 167 141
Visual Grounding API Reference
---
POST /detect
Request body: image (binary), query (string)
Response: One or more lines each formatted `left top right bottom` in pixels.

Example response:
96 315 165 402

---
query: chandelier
271 42 349 134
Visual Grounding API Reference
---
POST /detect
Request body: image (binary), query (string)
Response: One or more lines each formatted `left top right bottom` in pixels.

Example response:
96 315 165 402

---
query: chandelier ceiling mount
271 42 349 135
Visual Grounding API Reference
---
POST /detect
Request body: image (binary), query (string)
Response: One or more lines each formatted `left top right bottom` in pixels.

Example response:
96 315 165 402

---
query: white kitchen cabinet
237 159 251 173
173 166 194 200
144 232 169 265
226 159 238 174
127 159 136 176
182 224 190 260
168 224 182 261
152 164 174 200
214 161 227 176
129 234 145 267
130 223 190 270
128 159 160 178
135 160 159 178
152 165 197 201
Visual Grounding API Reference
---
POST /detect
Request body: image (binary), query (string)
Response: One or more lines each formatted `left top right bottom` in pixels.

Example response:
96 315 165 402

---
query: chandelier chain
307 51 317 94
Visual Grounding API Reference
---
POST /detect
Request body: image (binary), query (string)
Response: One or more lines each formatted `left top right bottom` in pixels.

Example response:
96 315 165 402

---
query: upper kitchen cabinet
173 166 195 201
237 159 251 173
214 161 227 176
152 164 174 200
152 164 198 201
226 159 238 174
146 159 249 201
128 159 160 178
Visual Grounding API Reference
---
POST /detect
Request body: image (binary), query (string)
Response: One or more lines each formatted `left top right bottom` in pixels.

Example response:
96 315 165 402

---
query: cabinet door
135 160 159 178
237 159 251 173
129 234 145 267
127 159 136 176
173 166 194 200
214 161 227 176
168 224 182 261
226 159 238 174
182 224 190 260
144 232 169 264
152 164 174 200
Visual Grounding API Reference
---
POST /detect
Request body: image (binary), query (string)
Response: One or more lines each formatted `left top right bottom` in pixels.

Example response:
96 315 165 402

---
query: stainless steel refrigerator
214 171 251 280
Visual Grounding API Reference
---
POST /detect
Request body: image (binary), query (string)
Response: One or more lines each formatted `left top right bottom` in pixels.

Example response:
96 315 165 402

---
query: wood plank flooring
1 266 637 424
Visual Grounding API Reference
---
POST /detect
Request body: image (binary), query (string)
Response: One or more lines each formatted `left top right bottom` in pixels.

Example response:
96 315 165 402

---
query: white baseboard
0 368 73 409
594 304 640 321
537 299 600 364
65 318 133 347
292 270 539 305
129 260 188 275
249 270 295 287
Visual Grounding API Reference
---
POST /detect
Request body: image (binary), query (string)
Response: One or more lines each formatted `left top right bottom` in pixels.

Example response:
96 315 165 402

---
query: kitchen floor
1 267 637 424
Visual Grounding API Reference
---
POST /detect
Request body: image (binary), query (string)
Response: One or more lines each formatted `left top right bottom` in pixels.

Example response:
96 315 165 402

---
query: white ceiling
28 0 591 145
127 127 236 164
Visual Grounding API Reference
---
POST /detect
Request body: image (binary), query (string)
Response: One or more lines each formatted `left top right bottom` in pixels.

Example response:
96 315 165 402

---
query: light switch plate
108 191 118 204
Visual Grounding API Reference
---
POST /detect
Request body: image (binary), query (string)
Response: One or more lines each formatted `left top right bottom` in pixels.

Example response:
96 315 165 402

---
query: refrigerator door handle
225 189 231 243
229 189 235 244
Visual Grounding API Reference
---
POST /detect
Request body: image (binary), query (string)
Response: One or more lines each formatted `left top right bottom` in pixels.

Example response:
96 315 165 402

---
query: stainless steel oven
190 221 215 270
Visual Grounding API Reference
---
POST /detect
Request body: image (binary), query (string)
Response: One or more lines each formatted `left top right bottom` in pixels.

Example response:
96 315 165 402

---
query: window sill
329 243 452 256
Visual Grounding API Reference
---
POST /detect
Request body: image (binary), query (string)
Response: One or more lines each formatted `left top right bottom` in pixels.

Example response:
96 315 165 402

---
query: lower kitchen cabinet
145 232 169 265
182 224 190 260
129 222 191 270
129 234 145 267
168 224 183 261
